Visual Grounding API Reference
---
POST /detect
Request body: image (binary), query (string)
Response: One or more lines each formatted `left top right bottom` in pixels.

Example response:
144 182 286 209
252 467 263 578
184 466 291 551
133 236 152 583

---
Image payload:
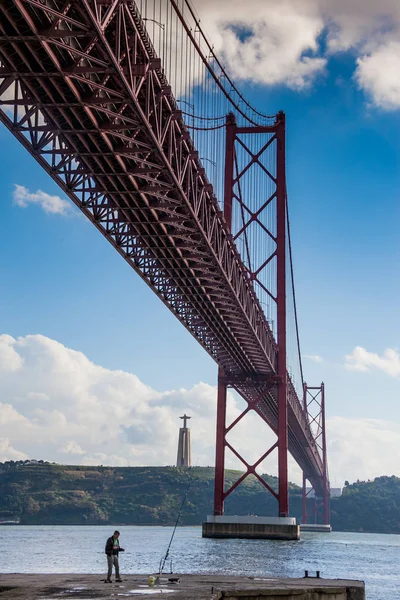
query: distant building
176 414 191 467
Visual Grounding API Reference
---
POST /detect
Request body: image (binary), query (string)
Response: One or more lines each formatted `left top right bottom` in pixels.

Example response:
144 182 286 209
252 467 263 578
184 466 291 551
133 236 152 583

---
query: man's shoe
115 578 123 582
105 579 111 583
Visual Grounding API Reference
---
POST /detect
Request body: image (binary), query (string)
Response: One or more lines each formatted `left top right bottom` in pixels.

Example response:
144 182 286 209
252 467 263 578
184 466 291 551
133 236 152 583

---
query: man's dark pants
107 554 119 579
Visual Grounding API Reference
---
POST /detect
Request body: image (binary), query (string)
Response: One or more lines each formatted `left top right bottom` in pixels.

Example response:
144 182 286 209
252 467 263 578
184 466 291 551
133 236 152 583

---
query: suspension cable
186 122 227 131
179 109 226 122
168 0 274 127
183 0 276 123
286 193 304 386
177 101 226 122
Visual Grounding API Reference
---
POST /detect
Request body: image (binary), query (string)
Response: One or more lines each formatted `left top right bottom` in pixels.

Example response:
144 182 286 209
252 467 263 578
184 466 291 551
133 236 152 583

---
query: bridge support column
301 383 331 530
214 367 227 515
276 112 289 517
212 113 236 518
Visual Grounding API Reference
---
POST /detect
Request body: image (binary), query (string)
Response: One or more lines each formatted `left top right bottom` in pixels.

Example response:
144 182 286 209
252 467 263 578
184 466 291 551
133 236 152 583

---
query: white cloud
1 334 399 487
304 354 323 363
0 334 277 473
0 403 27 427
0 335 24 373
203 1 326 89
345 346 400 376
60 441 86 456
355 41 400 110
198 0 326 89
12 184 71 216
327 416 400 486
192 0 400 108
26 392 50 403
0 438 28 462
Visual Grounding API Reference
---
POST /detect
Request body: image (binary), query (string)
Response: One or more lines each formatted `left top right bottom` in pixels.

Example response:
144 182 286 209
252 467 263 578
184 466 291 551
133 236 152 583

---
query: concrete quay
0 573 365 600
203 516 300 540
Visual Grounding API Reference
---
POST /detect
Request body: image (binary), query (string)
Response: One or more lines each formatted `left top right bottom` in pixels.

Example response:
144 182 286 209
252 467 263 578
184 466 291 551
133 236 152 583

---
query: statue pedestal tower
176 414 191 467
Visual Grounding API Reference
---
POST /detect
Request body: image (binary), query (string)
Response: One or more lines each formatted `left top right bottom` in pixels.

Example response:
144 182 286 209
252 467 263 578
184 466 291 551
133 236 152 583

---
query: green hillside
0 461 399 533
0 462 301 525
330 476 400 533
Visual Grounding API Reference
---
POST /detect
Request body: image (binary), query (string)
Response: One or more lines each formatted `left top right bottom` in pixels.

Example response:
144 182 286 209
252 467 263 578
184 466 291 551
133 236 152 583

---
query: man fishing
105 530 125 583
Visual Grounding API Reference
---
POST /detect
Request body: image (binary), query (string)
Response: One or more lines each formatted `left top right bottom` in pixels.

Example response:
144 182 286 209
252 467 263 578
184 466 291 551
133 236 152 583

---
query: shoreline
1 523 399 536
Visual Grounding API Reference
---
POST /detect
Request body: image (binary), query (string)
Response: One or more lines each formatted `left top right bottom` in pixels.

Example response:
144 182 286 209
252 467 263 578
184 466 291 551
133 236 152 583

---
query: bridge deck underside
0 0 326 496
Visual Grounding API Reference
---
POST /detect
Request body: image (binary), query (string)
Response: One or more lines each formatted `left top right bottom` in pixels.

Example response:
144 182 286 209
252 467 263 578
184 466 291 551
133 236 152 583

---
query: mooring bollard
304 570 321 579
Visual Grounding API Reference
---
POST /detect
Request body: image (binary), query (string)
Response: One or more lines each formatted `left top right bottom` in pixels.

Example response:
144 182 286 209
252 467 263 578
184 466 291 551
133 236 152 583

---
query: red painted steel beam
213 113 237 516
214 367 227 516
320 383 330 524
276 112 289 517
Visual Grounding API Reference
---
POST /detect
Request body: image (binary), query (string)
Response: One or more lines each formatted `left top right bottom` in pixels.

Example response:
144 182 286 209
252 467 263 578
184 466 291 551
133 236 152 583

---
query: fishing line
158 463 196 576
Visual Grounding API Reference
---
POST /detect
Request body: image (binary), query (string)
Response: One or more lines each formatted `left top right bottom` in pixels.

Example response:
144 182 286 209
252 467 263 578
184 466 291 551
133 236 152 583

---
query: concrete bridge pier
300 523 332 533
202 516 300 540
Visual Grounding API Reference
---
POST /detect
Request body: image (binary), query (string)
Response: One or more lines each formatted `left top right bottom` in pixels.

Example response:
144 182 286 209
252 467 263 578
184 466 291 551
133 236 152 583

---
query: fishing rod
158 472 193 576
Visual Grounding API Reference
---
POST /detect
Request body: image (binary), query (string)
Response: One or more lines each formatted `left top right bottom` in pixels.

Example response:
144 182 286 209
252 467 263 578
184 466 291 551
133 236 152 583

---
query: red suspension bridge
0 0 329 526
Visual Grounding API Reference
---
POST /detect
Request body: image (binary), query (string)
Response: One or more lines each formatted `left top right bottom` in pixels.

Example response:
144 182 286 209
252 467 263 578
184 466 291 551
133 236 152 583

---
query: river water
0 526 398 599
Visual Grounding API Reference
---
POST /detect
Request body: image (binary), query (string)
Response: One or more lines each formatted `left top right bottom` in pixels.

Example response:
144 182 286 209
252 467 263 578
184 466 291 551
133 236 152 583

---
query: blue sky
0 0 400 485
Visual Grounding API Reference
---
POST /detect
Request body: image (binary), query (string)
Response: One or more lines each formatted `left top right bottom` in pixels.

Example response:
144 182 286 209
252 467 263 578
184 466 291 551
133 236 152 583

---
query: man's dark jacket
105 536 121 556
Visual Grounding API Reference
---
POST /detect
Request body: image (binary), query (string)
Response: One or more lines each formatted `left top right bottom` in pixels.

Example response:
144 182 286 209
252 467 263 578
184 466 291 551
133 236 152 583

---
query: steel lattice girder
0 0 277 376
0 0 325 493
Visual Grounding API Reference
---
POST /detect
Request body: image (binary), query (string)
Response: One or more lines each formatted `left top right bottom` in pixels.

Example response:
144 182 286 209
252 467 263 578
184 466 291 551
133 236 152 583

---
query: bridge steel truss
302 383 330 525
0 0 329 517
